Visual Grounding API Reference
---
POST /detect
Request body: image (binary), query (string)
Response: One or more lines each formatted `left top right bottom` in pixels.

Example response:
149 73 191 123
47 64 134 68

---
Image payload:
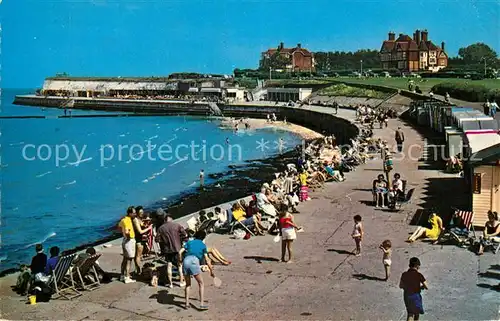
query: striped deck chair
74 253 102 291
435 209 475 246
49 253 81 300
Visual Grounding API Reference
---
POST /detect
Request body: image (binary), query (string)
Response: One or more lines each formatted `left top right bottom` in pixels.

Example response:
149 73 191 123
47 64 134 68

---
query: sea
0 89 301 272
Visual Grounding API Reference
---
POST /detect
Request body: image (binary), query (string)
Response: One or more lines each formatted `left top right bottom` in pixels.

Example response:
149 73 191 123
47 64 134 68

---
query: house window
398 61 405 69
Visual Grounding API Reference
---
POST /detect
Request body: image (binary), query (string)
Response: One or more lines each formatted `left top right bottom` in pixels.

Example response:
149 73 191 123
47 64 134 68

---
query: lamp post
360 60 363 76
269 67 272 80
480 57 487 77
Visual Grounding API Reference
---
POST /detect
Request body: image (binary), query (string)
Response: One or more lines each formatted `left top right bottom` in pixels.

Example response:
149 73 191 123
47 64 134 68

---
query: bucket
29 295 37 305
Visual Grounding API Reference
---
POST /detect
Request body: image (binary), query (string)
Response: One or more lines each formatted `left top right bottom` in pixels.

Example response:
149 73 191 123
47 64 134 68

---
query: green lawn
333 77 500 92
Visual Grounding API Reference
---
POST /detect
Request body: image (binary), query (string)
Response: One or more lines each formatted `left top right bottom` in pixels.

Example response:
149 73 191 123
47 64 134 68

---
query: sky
1 0 499 88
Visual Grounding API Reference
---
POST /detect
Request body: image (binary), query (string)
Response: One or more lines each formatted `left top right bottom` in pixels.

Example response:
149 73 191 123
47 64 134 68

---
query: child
352 215 363 256
379 240 392 281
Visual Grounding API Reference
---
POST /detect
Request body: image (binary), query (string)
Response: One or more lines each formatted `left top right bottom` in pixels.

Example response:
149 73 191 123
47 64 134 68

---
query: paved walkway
1 108 499 320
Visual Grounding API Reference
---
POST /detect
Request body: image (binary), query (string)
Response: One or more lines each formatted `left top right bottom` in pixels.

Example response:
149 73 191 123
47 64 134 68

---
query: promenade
1 107 499 320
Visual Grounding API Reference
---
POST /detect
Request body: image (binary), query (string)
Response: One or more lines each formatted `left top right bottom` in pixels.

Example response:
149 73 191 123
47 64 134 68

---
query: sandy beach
219 117 324 140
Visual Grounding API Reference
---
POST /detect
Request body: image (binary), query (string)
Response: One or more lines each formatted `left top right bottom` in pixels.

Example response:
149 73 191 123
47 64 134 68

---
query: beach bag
232 229 246 239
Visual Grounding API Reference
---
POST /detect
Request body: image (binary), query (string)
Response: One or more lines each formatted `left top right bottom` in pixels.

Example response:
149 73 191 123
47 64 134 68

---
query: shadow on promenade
409 176 470 226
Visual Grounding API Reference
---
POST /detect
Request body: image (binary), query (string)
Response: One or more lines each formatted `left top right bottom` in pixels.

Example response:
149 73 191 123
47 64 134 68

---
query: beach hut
468 143 500 226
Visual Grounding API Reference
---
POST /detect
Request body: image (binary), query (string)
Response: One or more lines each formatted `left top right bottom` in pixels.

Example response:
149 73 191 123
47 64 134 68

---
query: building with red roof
260 42 315 72
380 29 448 72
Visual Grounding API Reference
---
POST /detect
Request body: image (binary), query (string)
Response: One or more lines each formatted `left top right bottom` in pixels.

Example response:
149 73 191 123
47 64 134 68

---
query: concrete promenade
1 107 499 320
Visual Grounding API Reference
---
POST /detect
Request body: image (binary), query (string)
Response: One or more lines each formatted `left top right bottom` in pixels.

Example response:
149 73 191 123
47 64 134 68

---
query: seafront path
1 106 499 320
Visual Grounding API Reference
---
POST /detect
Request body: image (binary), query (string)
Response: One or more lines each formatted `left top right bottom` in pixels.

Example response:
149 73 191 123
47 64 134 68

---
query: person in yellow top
299 169 310 201
119 206 137 283
231 202 265 235
407 213 444 243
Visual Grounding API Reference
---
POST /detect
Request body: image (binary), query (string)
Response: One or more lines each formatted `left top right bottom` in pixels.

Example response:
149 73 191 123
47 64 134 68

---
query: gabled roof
396 34 412 42
408 40 418 51
427 41 439 50
381 41 395 52
469 142 500 166
419 41 428 50
263 47 313 57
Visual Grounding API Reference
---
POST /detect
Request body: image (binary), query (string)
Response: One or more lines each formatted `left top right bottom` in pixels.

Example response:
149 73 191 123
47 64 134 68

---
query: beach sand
219 117 324 140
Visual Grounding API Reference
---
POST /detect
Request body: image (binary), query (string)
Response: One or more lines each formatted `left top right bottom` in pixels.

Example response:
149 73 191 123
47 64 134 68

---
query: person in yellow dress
407 213 444 243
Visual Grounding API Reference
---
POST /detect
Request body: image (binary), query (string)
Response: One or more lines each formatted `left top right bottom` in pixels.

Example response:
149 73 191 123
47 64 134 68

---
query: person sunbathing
477 211 500 255
407 213 444 243
232 203 265 235
256 188 277 217
207 247 231 265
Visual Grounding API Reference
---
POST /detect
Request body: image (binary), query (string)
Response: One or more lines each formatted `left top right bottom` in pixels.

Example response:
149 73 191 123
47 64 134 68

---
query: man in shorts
119 206 137 283
399 257 428 321
157 213 188 288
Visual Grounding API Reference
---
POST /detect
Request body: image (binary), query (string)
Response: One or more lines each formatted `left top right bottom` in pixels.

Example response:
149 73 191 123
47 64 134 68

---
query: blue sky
1 0 499 88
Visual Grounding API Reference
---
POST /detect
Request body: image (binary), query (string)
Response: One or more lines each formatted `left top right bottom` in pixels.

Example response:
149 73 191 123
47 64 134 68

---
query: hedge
432 82 500 103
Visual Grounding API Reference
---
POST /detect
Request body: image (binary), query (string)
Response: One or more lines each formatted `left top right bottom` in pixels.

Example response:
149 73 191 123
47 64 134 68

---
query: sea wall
14 95 359 145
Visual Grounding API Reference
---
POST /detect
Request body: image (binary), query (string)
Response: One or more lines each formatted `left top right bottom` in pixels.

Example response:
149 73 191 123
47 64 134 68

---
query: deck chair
483 238 500 254
435 209 475 246
74 253 102 291
394 188 415 210
197 218 219 234
229 219 255 236
48 253 81 300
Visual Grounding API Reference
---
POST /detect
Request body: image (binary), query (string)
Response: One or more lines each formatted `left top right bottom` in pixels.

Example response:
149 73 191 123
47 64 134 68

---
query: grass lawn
333 77 500 92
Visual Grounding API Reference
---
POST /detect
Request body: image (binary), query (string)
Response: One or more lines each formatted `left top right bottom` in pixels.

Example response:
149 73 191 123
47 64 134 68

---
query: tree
259 51 291 71
458 43 497 64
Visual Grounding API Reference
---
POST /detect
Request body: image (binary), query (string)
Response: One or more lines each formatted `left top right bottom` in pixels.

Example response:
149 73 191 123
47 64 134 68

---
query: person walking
395 127 405 153
156 213 188 288
179 230 214 310
484 100 491 116
119 206 137 283
399 257 428 321
199 169 205 188
279 205 300 263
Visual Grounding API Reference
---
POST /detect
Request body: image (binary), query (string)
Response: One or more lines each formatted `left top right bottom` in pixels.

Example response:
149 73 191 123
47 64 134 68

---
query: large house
260 42 315 72
380 30 448 72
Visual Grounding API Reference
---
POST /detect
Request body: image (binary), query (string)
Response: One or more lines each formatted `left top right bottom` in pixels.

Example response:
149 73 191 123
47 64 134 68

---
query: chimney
413 32 417 41
421 30 428 42
441 41 445 51
297 43 301 49
279 42 284 50
388 32 395 41
415 30 421 45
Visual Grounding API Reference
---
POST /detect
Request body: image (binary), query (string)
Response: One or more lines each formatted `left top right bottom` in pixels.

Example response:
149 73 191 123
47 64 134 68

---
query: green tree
259 51 290 70
458 43 497 63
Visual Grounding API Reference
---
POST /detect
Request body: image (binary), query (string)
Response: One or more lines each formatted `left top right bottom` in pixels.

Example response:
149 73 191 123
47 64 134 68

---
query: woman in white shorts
278 206 300 263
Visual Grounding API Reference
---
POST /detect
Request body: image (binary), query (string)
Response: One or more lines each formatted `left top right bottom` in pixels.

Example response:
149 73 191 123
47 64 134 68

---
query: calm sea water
0 89 300 271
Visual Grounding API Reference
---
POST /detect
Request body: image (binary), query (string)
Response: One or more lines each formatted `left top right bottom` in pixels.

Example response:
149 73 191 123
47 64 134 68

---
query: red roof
380 41 395 52
263 46 313 57
380 32 444 54
426 41 439 50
